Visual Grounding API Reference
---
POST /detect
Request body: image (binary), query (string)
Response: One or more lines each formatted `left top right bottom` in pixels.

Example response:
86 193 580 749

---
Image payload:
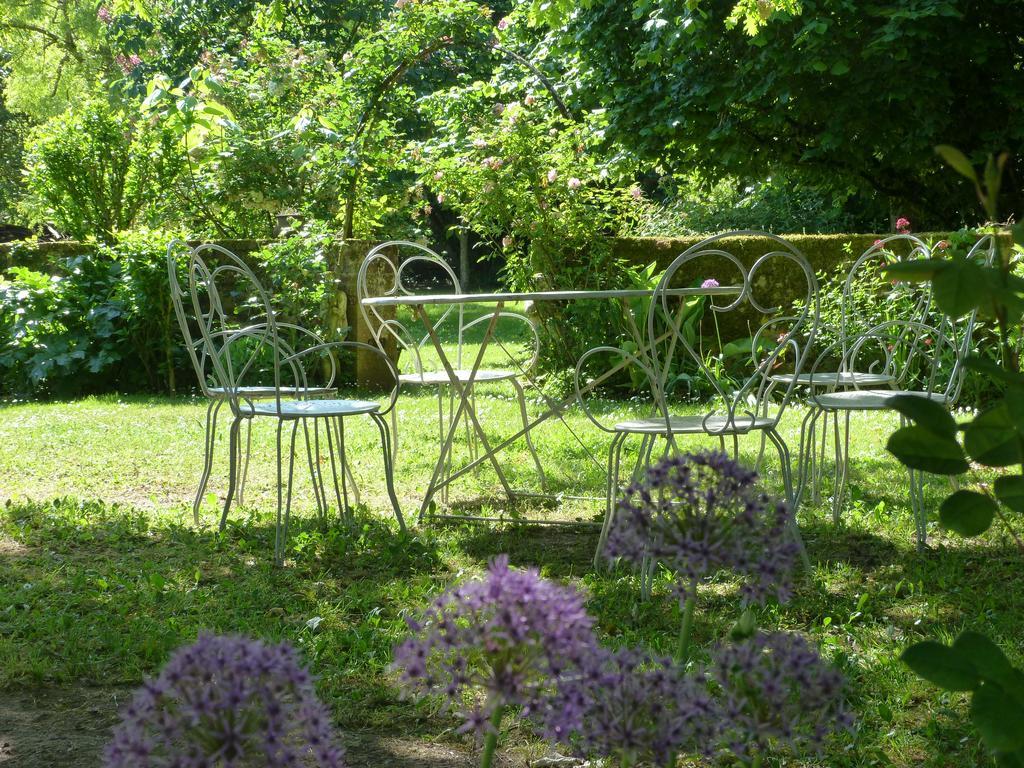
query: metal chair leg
831 410 852 525
220 415 242 532
371 413 406 533
323 415 346 524
276 421 299 566
238 416 253 507
336 417 353 523
302 421 328 522
193 399 221 525
512 378 547 491
766 427 811 572
595 432 627 570
794 406 823 512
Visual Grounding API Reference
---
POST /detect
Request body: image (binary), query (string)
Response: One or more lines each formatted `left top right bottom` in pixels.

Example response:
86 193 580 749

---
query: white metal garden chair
357 240 546 498
764 234 934 501
168 241 360 525
174 241 404 562
575 231 820 568
795 235 994 549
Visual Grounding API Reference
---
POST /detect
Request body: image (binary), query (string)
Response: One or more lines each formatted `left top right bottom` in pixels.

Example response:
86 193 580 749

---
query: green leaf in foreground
940 490 997 536
964 403 1024 467
994 475 1024 513
901 641 979 691
887 425 969 475
972 684 1024 752
932 259 990 318
888 394 958 437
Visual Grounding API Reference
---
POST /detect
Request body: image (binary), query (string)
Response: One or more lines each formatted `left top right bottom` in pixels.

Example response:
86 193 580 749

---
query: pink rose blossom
97 6 112 23
497 16 511 30
547 169 558 183
873 239 884 248
434 171 444 181
115 54 143 74
936 240 950 250
436 193 445 204
568 177 582 191
629 186 643 200
895 217 911 234
502 236 514 249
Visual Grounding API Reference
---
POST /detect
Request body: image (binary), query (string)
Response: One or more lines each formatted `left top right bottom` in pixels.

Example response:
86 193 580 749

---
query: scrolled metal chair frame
794 234 994 548
576 231 820 568
173 241 404 563
357 240 546 493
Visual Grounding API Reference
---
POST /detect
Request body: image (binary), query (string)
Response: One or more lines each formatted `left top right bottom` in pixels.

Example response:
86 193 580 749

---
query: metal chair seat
614 414 775 435
770 371 894 388
811 389 949 412
210 385 334 398
239 398 382 419
398 369 515 385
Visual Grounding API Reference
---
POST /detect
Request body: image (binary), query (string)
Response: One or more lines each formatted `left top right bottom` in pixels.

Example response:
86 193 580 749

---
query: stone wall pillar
326 239 398 388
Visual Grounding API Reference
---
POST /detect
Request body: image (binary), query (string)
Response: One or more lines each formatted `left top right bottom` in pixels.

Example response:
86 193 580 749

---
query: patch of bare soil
0 686 511 767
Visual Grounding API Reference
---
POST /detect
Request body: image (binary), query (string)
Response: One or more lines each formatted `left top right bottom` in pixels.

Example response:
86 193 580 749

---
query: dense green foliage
0 231 336 397
538 0 1024 228
20 100 177 241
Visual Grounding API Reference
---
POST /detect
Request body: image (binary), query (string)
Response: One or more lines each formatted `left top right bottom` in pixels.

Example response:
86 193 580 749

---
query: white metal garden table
361 284 742 523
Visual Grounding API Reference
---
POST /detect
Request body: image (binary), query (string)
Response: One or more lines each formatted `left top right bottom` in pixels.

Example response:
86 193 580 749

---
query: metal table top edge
360 285 742 307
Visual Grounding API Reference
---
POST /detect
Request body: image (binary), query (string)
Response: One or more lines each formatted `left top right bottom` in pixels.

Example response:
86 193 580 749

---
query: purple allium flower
560 647 719 767
710 631 851 761
104 633 344 768
605 452 799 608
392 555 598 738
701 278 720 289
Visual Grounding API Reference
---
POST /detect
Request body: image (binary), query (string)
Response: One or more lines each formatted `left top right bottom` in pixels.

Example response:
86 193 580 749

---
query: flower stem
480 705 505 768
677 592 696 663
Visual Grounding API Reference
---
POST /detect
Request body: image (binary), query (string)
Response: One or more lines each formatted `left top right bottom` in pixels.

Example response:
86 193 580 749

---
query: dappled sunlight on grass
0 395 1020 766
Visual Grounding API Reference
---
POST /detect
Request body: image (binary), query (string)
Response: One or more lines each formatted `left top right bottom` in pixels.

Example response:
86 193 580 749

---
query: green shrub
19 99 177 242
0 232 190 397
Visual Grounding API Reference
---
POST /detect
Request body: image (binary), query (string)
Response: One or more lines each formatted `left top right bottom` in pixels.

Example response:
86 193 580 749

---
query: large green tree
541 0 1024 227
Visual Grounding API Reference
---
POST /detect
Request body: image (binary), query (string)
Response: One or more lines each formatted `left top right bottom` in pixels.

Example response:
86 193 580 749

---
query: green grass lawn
0 389 1021 766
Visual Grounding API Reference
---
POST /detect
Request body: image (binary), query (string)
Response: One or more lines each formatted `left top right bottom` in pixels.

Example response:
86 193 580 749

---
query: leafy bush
0 229 352 398
0 232 189 397
20 98 177 242
627 172 884 237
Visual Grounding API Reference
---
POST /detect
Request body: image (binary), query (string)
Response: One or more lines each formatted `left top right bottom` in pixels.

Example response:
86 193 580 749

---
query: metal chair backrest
836 234 935 370
647 231 820 434
813 234 994 401
357 240 539 379
170 240 324 413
